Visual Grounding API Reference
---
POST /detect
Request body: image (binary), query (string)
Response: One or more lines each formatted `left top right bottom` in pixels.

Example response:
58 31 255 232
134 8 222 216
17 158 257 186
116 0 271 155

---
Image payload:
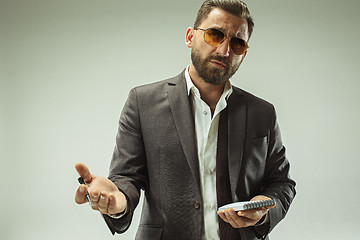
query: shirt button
205 169 214 175
205 204 214 210
193 201 201 209
203 111 208 115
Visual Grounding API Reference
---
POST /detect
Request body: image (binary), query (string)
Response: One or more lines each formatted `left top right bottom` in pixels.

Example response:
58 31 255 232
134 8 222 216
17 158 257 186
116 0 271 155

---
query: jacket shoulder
132 71 185 95
232 86 275 112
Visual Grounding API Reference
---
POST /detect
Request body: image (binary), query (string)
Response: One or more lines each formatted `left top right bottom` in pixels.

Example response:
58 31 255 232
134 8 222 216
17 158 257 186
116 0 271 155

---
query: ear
185 27 195 48
239 50 247 65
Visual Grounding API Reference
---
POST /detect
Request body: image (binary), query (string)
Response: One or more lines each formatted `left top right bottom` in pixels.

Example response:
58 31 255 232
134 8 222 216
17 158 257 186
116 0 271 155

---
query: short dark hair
194 0 254 39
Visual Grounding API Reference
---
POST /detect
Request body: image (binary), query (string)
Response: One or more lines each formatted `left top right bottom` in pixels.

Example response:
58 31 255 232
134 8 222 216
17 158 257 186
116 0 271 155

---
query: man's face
188 8 249 85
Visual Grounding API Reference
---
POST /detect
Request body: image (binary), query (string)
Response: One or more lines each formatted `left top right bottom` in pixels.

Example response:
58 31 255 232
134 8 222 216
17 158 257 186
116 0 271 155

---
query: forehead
200 7 249 40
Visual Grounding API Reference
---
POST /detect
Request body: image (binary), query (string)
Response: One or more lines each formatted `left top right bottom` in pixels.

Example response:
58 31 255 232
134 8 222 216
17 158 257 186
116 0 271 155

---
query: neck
188 64 226 115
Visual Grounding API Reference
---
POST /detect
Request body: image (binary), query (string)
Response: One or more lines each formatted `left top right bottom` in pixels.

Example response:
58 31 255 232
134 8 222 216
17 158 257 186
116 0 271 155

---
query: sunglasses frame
196 27 249 55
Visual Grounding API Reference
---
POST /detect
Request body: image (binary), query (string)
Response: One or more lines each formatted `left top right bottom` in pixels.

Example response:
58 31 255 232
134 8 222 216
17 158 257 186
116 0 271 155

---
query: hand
217 195 275 228
74 163 127 215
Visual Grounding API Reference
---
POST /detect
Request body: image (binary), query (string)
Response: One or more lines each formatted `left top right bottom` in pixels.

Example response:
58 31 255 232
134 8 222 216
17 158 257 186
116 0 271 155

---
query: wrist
254 212 269 226
108 205 128 219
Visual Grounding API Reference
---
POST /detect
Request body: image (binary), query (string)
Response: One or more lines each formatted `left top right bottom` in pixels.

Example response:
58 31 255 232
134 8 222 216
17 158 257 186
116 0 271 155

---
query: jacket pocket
135 225 163 240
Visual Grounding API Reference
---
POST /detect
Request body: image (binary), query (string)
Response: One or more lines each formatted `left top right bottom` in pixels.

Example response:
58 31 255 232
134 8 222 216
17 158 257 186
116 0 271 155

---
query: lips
208 57 229 69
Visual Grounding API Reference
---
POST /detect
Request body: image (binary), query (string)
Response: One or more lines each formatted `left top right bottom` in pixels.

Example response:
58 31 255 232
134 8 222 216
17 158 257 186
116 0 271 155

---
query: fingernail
79 186 85 193
228 211 234 215
100 195 105 200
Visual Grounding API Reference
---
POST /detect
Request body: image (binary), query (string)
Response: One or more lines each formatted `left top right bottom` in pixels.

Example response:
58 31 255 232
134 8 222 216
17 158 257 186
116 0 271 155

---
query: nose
215 38 230 57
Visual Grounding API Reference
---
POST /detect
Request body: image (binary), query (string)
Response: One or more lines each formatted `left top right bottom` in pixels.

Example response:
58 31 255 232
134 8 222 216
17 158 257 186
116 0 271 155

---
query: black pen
78 177 91 204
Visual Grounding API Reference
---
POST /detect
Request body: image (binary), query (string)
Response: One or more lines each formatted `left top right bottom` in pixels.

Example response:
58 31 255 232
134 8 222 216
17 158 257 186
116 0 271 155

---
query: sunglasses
196 28 249 55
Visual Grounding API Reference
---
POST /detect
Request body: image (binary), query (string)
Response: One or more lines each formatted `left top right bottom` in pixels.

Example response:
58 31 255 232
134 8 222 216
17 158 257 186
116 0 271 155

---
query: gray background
1 0 359 239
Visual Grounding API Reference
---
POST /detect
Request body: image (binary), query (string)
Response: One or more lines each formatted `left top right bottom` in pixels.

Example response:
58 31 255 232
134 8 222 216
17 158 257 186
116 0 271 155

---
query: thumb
265 201 276 209
75 162 93 183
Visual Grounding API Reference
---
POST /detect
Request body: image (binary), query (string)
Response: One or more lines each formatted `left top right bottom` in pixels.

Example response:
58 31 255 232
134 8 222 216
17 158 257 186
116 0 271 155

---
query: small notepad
218 199 275 211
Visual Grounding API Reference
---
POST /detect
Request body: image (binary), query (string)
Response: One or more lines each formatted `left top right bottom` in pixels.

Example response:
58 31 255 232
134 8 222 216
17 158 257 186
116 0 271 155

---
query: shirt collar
185 65 233 99
185 65 195 96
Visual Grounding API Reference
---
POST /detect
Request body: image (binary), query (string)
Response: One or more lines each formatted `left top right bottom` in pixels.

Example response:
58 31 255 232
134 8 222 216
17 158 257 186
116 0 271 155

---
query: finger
107 194 117 214
98 192 109 214
75 184 88 204
89 189 100 210
224 209 242 228
75 162 93 183
228 209 260 228
217 211 229 223
108 192 128 215
89 189 100 203
238 208 268 221
234 215 257 228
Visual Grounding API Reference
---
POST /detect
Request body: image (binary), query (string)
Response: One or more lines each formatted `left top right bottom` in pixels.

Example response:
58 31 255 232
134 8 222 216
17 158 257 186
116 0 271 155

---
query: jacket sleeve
253 106 296 238
104 88 148 234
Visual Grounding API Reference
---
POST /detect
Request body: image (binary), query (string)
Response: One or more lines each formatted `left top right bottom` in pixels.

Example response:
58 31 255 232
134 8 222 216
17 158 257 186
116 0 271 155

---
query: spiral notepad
218 199 275 211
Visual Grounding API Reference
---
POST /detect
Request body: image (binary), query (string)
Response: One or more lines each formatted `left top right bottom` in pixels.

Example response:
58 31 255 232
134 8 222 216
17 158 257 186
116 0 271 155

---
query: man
75 0 296 239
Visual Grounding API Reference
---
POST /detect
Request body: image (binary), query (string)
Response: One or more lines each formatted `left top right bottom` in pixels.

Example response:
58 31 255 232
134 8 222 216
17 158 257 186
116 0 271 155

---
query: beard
191 48 241 86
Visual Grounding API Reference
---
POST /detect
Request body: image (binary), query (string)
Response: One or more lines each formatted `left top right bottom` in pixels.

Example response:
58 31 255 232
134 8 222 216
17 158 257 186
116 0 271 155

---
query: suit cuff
255 212 269 226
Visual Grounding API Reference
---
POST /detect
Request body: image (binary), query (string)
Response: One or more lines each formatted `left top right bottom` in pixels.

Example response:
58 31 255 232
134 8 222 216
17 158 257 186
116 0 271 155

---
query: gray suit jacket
103 70 296 239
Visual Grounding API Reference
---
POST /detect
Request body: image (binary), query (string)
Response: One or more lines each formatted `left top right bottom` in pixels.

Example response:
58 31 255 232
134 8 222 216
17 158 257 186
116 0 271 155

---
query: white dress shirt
185 67 232 240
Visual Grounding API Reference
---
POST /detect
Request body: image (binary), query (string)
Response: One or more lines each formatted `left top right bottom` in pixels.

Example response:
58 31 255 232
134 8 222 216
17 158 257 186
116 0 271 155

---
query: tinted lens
230 38 248 55
204 28 225 45
203 28 248 55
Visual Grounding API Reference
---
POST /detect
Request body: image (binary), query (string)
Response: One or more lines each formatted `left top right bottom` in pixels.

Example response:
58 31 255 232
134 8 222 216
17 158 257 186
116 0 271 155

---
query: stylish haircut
194 0 254 39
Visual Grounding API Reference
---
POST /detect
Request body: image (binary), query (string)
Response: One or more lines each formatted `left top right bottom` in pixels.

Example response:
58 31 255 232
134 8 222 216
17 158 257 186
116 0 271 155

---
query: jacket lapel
166 72 247 200
227 89 247 201
167 72 201 192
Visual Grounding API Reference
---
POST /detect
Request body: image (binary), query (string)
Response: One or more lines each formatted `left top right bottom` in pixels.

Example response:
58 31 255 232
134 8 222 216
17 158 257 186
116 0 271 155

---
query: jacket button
193 201 200 209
